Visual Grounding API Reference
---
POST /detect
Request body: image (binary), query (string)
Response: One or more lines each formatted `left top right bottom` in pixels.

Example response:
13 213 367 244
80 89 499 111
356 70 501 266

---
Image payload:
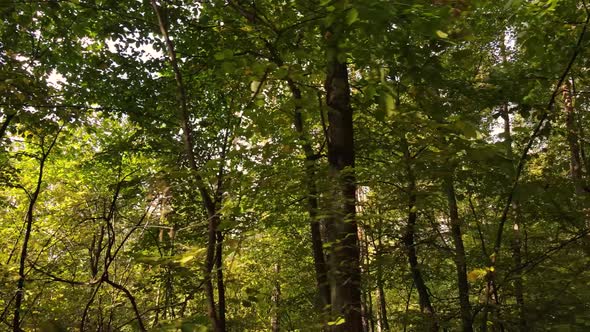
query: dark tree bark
401 141 438 331
12 132 59 332
563 81 585 194
271 263 281 332
488 15 589 327
0 112 15 142
444 174 473 332
215 231 226 332
501 108 526 332
323 13 362 331
375 215 390 332
228 0 331 318
358 220 373 332
570 79 590 176
104 279 146 331
151 2 226 330
376 281 389 332
287 78 331 310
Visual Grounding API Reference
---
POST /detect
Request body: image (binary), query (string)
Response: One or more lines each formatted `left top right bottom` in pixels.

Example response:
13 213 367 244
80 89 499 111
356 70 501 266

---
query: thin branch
105 279 146 331
493 9 590 261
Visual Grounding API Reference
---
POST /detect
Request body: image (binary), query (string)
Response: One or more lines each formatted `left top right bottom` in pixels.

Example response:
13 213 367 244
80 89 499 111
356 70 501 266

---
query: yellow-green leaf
179 255 194 265
328 317 346 326
250 80 261 93
346 8 359 25
467 268 487 282
436 30 449 39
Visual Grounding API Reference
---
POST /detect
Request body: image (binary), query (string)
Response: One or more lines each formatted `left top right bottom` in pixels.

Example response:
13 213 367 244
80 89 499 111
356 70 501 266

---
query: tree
3 0 590 331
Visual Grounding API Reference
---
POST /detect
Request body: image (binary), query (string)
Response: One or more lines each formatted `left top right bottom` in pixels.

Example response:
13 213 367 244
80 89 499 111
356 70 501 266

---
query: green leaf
377 92 395 121
221 61 236 73
214 51 225 61
254 98 265 107
250 80 261 93
337 52 348 64
467 268 487 282
375 108 386 122
276 66 289 79
436 30 448 39
223 49 234 59
346 8 359 25
178 255 194 265
328 317 346 326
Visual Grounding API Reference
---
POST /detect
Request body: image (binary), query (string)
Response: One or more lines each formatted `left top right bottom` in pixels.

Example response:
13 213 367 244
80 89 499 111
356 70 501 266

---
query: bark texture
402 142 438 331
287 78 331 309
563 82 585 194
444 175 473 332
151 2 226 330
271 264 281 332
501 109 526 331
375 216 390 332
324 16 362 331
12 132 59 332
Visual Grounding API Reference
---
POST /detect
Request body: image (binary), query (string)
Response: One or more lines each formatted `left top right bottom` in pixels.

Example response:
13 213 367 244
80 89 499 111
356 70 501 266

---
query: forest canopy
2 0 590 331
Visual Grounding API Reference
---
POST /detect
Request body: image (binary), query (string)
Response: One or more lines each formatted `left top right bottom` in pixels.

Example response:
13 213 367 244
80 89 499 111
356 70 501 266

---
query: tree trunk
376 281 389 332
0 112 15 141
227 8 332 312
444 174 473 332
151 2 225 330
13 132 59 331
104 279 146 331
402 142 438 331
358 221 372 332
271 263 281 332
324 9 362 330
255 25 331 314
501 109 526 331
152 283 161 327
571 79 590 175
375 216 390 332
287 78 331 310
563 81 585 194
215 231 226 332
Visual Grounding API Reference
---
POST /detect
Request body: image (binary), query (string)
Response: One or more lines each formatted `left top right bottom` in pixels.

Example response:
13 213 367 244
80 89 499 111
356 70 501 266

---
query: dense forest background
2 0 590 331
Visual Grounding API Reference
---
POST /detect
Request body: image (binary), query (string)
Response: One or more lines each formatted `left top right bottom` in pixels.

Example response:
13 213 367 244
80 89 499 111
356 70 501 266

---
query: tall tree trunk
215 231 226 332
402 142 438 331
511 208 525 332
152 283 162 327
375 216 390 332
230 2 331 316
252 27 330 314
571 79 590 175
376 282 389 332
13 132 59 331
323 8 362 331
501 109 526 331
402 283 414 332
563 81 585 194
151 2 225 330
357 220 372 332
444 174 473 332
271 263 281 332
367 281 375 332
287 78 331 310
0 112 15 141
563 79 590 262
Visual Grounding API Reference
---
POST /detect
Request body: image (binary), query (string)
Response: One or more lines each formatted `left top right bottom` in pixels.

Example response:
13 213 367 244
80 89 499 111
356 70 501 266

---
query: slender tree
323 2 362 330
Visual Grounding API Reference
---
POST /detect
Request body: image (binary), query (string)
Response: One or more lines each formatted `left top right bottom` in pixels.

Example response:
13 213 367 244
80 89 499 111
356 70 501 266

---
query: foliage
2 0 590 331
